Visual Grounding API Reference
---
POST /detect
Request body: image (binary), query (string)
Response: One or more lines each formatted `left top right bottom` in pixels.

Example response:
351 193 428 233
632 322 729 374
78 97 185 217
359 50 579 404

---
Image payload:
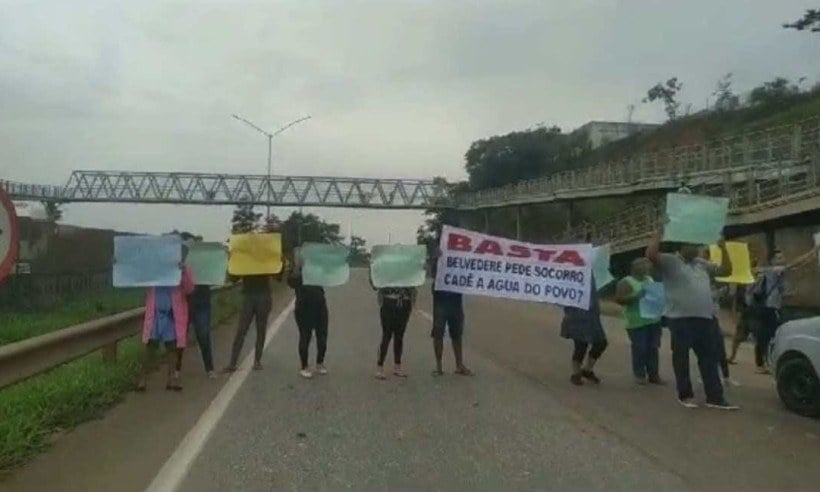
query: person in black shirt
373 284 417 380
287 252 329 379
223 274 273 372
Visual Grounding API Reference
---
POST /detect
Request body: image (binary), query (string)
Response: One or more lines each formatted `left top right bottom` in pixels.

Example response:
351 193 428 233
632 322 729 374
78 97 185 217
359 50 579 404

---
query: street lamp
231 114 311 220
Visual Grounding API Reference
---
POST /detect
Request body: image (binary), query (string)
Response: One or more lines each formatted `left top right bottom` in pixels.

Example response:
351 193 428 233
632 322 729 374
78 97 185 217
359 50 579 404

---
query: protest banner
113 235 182 287
708 242 755 284
186 242 228 285
592 245 615 290
228 233 283 276
370 244 426 288
639 282 666 319
435 226 593 309
663 193 729 245
301 243 350 287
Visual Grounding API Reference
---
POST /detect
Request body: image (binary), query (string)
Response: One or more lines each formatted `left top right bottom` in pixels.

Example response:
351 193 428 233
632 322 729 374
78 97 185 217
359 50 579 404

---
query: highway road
168 271 820 491
5 270 819 492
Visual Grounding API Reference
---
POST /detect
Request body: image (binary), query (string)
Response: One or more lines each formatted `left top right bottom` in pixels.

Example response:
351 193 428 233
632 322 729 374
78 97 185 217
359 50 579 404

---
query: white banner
435 226 593 310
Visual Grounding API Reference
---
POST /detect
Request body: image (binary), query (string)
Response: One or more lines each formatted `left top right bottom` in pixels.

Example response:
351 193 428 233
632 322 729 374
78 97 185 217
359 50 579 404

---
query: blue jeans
190 305 214 372
627 323 662 379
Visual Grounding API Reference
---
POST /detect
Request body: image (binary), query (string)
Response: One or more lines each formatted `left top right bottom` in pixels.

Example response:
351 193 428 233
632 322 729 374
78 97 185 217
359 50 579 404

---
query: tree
712 73 740 112
41 201 63 223
464 126 585 191
643 77 683 120
280 211 343 257
783 9 820 32
261 213 282 233
748 77 801 107
348 235 369 266
231 202 261 233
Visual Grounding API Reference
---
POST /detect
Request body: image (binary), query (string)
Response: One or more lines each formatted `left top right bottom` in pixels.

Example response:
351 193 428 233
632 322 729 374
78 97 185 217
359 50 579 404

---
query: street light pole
231 114 311 222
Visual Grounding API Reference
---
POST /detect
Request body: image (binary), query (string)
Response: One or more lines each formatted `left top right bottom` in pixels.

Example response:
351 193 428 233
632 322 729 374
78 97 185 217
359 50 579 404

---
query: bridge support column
565 202 576 231
515 206 522 240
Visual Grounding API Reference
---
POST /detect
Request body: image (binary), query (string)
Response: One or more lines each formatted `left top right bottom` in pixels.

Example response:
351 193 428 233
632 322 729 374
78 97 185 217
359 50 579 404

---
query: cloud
2 0 818 246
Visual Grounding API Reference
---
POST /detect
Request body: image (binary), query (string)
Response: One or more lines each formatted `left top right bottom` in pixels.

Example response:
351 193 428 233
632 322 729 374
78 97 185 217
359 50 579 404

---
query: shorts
431 299 464 340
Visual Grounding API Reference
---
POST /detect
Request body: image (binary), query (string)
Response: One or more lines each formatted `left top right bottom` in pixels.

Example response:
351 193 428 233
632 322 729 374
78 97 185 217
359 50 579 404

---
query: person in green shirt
615 258 665 385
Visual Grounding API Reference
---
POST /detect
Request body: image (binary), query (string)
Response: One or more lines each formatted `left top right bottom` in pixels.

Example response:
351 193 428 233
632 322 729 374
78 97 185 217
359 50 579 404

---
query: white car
771 316 820 418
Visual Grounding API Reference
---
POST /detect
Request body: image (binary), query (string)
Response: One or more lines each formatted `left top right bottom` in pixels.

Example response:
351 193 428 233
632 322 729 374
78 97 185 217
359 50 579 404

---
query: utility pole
232 114 311 221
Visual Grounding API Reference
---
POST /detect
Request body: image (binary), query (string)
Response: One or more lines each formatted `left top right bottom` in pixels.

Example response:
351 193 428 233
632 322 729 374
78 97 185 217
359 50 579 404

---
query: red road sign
0 187 20 283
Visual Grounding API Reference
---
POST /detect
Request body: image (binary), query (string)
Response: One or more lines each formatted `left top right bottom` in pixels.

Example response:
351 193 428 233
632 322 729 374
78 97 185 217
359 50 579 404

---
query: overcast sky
1 0 817 245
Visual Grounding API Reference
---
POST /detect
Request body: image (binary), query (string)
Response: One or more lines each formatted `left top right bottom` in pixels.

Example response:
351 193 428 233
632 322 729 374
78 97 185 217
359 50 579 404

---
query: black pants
295 302 328 369
378 300 412 366
668 317 724 403
754 307 780 367
572 340 608 362
711 317 729 378
229 292 272 367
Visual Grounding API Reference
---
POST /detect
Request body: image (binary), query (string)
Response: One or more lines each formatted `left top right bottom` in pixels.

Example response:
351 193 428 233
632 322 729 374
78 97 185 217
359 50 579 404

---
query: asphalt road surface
171 271 820 491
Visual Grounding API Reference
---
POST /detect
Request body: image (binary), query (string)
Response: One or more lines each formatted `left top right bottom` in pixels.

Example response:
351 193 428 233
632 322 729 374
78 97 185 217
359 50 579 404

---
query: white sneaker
316 365 328 375
706 400 740 411
678 397 699 409
299 369 314 379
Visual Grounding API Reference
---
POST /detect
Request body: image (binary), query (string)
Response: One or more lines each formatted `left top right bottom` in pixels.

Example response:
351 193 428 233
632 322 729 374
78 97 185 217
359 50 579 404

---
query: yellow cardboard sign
228 233 283 275
709 241 755 284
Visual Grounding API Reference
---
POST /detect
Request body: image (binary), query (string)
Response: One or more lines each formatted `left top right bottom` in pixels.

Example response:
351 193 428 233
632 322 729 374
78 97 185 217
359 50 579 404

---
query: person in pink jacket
136 245 195 392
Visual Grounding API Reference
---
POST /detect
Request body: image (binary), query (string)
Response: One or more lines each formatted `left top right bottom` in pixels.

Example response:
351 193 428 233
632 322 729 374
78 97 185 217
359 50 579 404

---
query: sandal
454 366 474 376
431 369 444 377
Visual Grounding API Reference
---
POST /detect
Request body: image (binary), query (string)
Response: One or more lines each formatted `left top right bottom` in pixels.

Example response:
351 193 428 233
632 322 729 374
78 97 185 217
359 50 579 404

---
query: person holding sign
748 245 820 374
373 284 417 380
137 242 195 392
431 221 472 377
646 224 738 410
561 277 607 385
615 258 664 386
287 249 329 379
224 274 274 372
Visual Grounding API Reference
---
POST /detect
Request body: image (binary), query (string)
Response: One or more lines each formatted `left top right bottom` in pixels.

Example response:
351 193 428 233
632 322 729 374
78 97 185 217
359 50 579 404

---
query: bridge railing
560 152 820 252
0 180 66 201
458 116 820 209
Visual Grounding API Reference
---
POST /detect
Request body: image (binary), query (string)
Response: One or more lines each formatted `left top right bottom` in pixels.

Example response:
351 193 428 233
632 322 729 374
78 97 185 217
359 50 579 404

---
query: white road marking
144 298 296 492
417 309 433 322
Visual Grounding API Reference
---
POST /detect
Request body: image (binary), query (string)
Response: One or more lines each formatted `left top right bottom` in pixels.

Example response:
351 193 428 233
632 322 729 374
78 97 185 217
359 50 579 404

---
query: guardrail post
102 342 118 363
483 210 490 233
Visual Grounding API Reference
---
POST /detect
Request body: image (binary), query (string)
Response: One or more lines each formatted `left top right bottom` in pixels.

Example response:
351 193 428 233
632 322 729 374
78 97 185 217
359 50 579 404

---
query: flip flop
455 367 474 376
431 369 444 377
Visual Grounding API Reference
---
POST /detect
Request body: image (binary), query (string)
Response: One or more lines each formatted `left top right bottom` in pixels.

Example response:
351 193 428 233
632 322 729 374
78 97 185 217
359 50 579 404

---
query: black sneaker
570 373 584 385
581 370 601 384
705 399 740 411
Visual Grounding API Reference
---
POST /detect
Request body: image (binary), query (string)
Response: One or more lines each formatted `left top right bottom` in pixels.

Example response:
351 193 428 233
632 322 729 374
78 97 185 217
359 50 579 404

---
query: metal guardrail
457 116 820 209
0 286 235 391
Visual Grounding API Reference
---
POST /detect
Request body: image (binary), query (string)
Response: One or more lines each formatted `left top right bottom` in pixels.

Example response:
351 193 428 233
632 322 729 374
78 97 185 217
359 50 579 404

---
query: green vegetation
0 287 243 473
417 77 820 246
0 289 144 346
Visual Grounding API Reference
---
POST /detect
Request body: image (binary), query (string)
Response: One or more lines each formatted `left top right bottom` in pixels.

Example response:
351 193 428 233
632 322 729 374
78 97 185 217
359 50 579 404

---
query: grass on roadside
0 289 145 346
0 286 244 474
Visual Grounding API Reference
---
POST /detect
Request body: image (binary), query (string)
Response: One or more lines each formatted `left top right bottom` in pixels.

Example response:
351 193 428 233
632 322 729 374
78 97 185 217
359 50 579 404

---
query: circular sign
0 187 20 283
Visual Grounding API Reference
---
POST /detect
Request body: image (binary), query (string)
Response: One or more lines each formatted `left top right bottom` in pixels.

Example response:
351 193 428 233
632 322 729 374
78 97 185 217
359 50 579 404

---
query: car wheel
777 357 820 418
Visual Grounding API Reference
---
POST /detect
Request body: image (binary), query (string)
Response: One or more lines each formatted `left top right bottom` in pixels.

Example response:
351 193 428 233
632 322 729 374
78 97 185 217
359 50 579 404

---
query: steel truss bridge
2 172 447 209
